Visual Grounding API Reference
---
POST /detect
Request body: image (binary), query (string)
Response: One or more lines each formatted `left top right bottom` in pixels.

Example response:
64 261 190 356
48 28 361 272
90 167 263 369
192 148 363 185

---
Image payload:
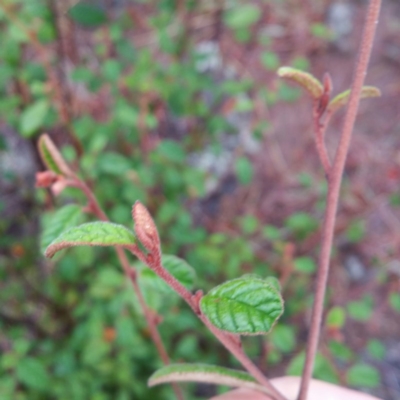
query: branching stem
71 179 184 400
298 1 382 399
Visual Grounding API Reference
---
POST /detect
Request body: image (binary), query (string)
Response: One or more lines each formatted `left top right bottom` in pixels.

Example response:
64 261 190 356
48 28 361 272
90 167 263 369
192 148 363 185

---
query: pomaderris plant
37 0 382 398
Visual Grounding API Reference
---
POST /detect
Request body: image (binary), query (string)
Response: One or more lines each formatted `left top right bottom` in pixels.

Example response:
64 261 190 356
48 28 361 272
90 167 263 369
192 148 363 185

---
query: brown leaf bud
132 201 161 253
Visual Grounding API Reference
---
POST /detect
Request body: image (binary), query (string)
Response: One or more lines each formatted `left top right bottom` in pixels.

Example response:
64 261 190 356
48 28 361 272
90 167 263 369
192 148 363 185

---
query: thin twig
72 180 184 400
298 1 382 399
312 103 331 176
137 247 287 400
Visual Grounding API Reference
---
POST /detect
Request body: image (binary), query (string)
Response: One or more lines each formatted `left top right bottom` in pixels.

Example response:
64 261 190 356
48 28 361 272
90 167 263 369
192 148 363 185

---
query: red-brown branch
298 0 382 399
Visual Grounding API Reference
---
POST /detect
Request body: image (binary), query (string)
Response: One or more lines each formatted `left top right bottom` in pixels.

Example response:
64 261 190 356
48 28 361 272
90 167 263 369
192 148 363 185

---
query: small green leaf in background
262 225 281 241
261 52 280 71
224 5 261 30
148 363 270 394
41 204 82 253
157 140 186 163
347 298 373 322
367 339 386 361
20 99 49 137
200 275 283 335
326 306 346 329
240 215 259 235
389 292 400 312
68 3 107 28
285 212 318 239
137 255 196 312
45 222 136 258
287 352 339 384
328 340 354 362
345 220 366 243
346 364 380 388
16 358 50 391
293 256 316 274
139 254 196 292
271 324 296 353
235 156 254 185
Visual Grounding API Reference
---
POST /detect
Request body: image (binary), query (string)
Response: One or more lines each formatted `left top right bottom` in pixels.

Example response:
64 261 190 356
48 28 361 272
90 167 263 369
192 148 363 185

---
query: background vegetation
0 1 399 399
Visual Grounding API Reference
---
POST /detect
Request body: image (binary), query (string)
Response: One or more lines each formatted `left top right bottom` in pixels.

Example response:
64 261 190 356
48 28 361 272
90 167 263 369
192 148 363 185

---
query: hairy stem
74 180 184 400
139 250 287 400
298 1 382 399
313 103 331 176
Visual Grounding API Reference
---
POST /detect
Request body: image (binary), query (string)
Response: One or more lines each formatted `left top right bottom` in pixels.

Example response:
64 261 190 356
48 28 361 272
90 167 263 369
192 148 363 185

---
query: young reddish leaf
277 66 324 99
132 201 160 253
38 134 74 177
327 86 381 116
45 222 136 258
200 275 283 335
148 363 271 395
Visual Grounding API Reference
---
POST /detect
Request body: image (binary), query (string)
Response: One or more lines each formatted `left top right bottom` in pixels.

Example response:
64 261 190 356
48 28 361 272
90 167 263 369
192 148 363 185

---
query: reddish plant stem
138 249 287 400
312 102 331 176
71 179 184 400
298 1 382 399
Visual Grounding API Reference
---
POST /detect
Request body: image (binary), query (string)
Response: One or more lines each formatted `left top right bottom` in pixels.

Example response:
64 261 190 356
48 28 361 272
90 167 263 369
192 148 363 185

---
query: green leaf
148 363 271 395
328 341 354 362
68 3 107 28
367 339 386 360
287 352 339 384
41 204 82 253
293 257 316 274
20 99 49 137
326 306 346 328
235 157 254 185
389 292 400 312
277 67 323 99
327 86 381 116
347 300 372 322
139 254 196 297
271 324 296 353
157 140 186 163
224 5 261 30
345 220 366 243
16 358 50 391
37 134 74 176
346 364 380 388
200 275 283 335
45 222 136 258
261 52 280 71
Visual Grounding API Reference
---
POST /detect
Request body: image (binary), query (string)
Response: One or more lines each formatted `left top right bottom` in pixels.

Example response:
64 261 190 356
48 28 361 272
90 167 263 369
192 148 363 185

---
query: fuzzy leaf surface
148 363 270 394
200 275 283 335
277 66 323 99
45 222 135 258
327 86 381 115
38 134 73 176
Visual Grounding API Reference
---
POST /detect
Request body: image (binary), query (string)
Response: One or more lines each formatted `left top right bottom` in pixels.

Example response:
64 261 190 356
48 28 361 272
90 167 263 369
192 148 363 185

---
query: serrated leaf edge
45 222 136 258
200 276 284 336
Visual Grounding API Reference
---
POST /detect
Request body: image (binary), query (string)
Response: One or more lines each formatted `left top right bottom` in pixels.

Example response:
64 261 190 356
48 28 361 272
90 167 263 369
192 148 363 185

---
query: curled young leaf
132 201 160 253
148 363 271 395
38 134 74 177
327 86 381 115
200 275 284 335
277 66 324 99
45 222 136 258
326 86 381 114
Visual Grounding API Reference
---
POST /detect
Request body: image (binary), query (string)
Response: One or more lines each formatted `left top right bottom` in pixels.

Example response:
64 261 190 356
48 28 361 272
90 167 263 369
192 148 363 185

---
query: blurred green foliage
0 0 392 399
